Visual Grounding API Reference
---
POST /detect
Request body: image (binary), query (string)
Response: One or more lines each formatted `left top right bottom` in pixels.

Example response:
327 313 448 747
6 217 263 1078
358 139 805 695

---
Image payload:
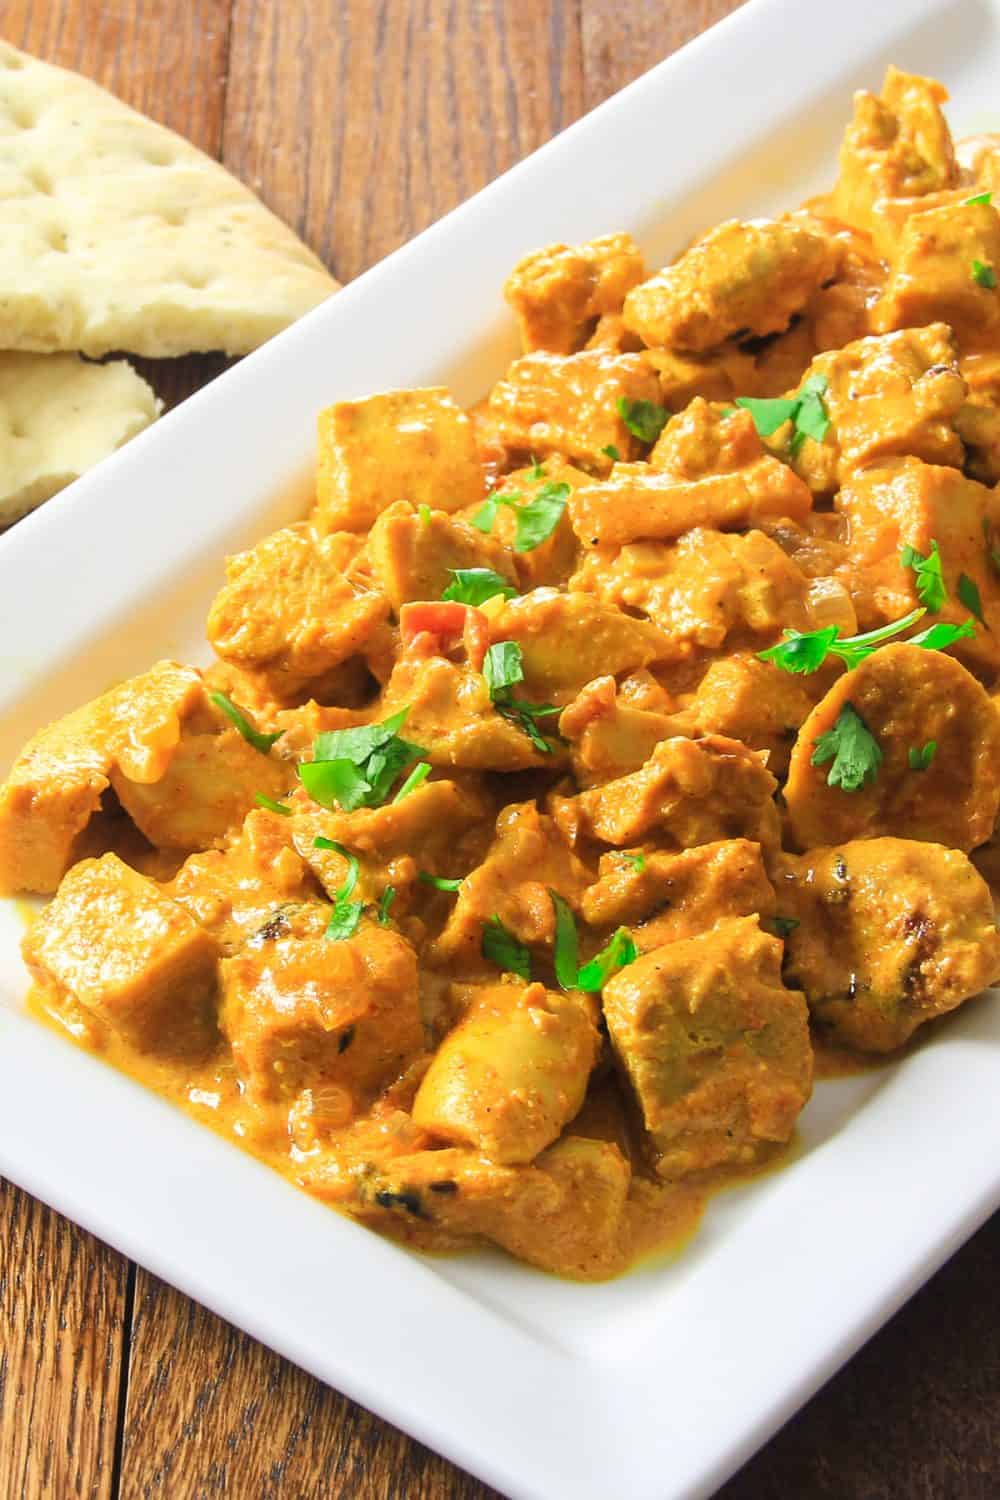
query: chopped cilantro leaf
622 851 646 873
737 372 830 456
300 709 426 811
617 396 668 444
483 640 524 695
900 539 946 612
811 703 882 793
314 838 364 941
601 443 621 462
482 915 531 979
209 691 282 754
418 872 463 891
393 761 431 802
442 568 518 606
972 259 997 289
254 793 292 816
965 191 993 206
376 886 396 925
759 608 927 674
958 572 986 625
418 503 432 526
576 928 638 992
482 640 561 753
734 394 798 437
549 891 580 990
529 458 546 479
771 916 800 939
907 618 976 651
512 481 570 552
908 741 937 772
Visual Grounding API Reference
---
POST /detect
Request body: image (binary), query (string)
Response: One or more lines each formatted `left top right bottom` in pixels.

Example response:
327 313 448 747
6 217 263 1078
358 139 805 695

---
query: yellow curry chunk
829 67 959 235
316 387 485 533
603 916 812 1176
785 644 1000 854
873 202 1000 344
558 674 683 787
504 233 646 355
206 523 389 700
677 654 816 777
472 456 589 590
551 734 779 851
23 854 219 1054
789 325 967 494
487 350 662 471
367 500 516 614
650 398 813 519
622 218 836 353
220 906 422 1105
581 838 775 952
776 839 1000 1053
412 980 600 1165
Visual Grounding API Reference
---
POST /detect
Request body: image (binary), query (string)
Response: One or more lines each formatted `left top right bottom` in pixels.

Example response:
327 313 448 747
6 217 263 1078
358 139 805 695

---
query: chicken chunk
558 675 683 787
784 644 1000 853
834 457 1000 678
431 801 590 968
206 524 390 700
603 916 812 1176
574 528 816 658
873 202 1000 345
550 734 780 850
378 655 557 769
307 1135 631 1280
412 981 600 1164
23 854 219 1054
829 67 959 235
490 588 672 703
487 350 662 472
219 906 422 1105
467 457 588 590
775 839 1000 1052
167 808 320 955
315 387 485 533
676 654 815 777
649 398 812 517
789 325 967 494
622 218 836 352
504 233 646 354
581 838 775 952
367 501 517 614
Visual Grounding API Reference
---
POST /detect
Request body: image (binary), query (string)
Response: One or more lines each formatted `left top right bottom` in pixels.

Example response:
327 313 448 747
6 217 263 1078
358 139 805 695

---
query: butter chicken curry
5 68 1000 1278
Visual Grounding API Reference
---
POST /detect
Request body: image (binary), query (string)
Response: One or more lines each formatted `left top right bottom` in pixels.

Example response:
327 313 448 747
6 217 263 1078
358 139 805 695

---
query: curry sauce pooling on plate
7 66 1000 1279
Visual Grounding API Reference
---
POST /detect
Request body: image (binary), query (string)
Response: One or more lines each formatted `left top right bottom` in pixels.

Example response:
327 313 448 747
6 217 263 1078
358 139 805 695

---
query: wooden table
1 2 998 1495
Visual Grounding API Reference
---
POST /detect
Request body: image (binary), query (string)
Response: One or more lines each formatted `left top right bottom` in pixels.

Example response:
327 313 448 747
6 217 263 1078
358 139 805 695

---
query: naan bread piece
0 42 337 357
0 352 160 524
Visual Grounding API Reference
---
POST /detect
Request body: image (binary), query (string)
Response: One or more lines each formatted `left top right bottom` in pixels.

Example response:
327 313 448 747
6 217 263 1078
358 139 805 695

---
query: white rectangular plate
2 2 1000 1495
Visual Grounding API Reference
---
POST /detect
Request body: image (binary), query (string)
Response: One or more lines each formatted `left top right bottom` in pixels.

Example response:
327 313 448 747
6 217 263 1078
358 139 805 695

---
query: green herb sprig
736 372 831 457
482 641 562 753
811 703 882 793
210 691 282 754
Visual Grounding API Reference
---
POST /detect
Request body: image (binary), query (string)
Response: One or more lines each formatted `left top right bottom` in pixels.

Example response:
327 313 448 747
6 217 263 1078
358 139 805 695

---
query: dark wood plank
0 1179 130 1500
222 0 584 283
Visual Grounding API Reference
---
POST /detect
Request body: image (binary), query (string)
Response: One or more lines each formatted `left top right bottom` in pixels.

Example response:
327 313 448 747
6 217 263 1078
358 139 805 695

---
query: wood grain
1 0 999 1496
0 1180 130 1500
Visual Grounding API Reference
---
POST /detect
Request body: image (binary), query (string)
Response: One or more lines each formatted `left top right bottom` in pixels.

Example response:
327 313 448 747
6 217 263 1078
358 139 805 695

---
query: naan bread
0 42 338 358
0 352 160 524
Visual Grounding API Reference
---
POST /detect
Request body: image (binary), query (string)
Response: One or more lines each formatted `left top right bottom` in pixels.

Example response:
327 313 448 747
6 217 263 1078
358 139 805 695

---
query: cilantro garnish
393 761 431 801
482 640 561 753
907 618 976 651
376 886 396 925
418 872 463 892
965 191 993 206
471 483 569 552
908 741 937 772
621 851 646 873
529 458 546 479
616 397 668 444
576 928 638 992
758 607 926 674
601 443 621 462
298 709 426 811
210 691 282 754
418 503 432 526
441 568 518 606
314 837 364 941
900 539 946 612
811 703 882 792
958 572 986 625
482 915 531 979
736 372 830 456
254 793 292 816
771 916 800 939
549 891 580 991
972 259 997 289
